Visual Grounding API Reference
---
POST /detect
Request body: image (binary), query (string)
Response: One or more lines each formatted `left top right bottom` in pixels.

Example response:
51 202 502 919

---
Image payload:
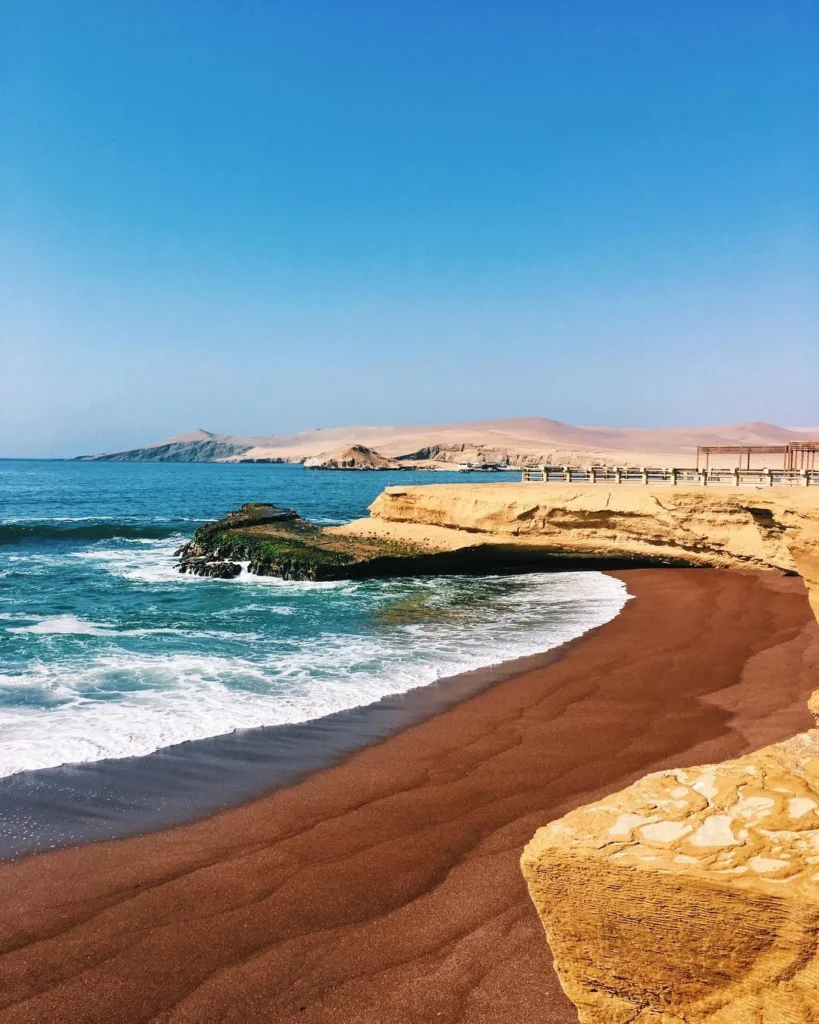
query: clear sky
2 1 817 457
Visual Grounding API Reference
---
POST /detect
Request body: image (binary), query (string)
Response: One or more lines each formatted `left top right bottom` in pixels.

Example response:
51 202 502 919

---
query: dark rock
178 556 242 579
219 503 300 529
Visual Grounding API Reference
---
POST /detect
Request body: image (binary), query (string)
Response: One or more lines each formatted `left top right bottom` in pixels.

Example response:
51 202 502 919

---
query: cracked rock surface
522 711 819 1022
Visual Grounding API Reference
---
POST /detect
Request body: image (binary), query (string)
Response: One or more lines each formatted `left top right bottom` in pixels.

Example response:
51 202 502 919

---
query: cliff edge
336 483 819 618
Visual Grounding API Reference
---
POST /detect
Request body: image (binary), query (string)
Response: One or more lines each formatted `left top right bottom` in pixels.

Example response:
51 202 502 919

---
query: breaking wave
0 571 629 777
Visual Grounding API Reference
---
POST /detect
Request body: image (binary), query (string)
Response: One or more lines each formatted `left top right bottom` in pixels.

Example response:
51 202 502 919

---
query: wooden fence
520 466 819 486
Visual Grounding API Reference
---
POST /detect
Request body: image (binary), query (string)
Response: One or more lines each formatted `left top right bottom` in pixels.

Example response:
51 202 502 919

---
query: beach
0 567 817 1024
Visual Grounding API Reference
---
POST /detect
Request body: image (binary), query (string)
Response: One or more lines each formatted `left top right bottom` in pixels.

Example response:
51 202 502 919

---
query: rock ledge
522 693 819 1022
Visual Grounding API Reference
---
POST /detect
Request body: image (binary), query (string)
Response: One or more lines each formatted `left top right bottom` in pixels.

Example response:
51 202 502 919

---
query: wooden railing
520 466 819 486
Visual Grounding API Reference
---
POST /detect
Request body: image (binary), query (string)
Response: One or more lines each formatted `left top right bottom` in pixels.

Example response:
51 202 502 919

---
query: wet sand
0 642 598 861
0 569 817 1024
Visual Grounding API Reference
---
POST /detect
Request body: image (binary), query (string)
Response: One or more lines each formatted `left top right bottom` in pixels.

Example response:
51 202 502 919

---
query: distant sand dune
79 417 819 467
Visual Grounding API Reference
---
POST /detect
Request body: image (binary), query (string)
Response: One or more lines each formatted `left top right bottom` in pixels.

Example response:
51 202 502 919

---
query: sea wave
0 572 629 777
8 614 119 636
0 521 187 545
5 614 266 641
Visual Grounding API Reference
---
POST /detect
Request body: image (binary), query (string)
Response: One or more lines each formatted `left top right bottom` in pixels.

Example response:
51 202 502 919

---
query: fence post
614 467 623 485
802 469 810 487
641 467 649 485
732 468 740 487
563 465 571 483
588 466 596 484
669 468 678 486
763 468 773 487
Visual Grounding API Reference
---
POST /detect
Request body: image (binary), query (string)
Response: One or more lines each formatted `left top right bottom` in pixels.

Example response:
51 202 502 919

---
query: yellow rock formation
521 711 819 1023
337 483 819 618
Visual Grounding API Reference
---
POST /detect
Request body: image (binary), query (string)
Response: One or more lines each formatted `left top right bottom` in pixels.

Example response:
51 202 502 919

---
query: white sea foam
0 572 628 778
9 615 118 636
0 516 115 523
5 614 264 642
0 515 209 523
222 603 295 615
71 539 189 583
72 542 358 589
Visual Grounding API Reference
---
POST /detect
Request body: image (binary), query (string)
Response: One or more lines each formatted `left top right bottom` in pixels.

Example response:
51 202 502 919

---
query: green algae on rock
175 503 437 581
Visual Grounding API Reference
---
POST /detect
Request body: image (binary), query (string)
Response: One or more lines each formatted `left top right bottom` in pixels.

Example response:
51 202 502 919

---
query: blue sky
2 1 817 456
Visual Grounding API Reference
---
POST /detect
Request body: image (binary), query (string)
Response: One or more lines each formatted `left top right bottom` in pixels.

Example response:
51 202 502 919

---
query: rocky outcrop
303 444 403 470
178 556 243 579
173 501 555 582
521 696 819 1023
396 443 510 466
175 503 300 578
337 484 819 618
175 503 363 581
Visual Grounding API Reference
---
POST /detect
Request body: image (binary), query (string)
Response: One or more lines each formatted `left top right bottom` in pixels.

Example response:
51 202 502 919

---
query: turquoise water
0 460 627 779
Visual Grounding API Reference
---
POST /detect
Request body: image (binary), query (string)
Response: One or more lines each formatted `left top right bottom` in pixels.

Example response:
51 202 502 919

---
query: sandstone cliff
338 483 819 618
521 697 819 1023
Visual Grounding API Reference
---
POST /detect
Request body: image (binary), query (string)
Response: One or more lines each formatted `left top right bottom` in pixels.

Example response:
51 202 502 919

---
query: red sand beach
0 568 817 1024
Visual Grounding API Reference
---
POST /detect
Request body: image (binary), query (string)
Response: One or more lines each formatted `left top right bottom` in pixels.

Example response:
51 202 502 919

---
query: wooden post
588 466 597 484
641 467 649 485
563 465 571 483
669 468 678 486
732 468 740 487
615 467 623 484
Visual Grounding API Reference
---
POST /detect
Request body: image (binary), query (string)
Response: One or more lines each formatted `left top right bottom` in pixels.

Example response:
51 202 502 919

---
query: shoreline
0 631 602 862
0 568 817 1023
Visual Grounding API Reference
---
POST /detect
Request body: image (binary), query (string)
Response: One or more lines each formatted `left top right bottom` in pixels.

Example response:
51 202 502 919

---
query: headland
337 482 819 617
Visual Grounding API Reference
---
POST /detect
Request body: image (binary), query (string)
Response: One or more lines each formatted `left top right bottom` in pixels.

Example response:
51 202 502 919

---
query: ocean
0 460 627 854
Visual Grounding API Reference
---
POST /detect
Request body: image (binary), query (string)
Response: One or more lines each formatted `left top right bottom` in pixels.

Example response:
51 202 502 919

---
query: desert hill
77 418 818 468
76 429 272 463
